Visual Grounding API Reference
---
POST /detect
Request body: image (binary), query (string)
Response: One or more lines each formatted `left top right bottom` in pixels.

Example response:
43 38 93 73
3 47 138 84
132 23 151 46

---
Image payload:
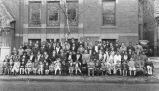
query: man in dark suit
71 43 77 52
46 43 53 57
76 51 82 63
92 41 99 53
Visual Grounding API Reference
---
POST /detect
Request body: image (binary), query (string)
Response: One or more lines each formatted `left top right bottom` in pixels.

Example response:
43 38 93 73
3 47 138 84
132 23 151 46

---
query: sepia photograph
0 0 159 91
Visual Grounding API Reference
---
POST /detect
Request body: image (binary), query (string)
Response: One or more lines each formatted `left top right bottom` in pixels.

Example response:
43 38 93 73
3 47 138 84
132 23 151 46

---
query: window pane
66 1 78 26
103 14 115 25
29 1 42 27
47 1 60 26
102 0 115 25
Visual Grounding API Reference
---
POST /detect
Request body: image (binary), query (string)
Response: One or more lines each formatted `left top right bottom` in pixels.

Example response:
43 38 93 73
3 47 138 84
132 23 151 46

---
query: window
29 1 42 27
102 0 116 26
66 1 78 26
47 1 60 26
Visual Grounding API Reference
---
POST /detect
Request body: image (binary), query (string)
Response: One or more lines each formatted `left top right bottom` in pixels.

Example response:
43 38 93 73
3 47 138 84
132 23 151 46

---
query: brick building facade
13 0 140 46
0 0 143 61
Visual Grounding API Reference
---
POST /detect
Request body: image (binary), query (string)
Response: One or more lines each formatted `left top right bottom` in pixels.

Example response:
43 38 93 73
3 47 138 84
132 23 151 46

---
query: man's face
38 52 40 54
95 42 98 45
73 44 75 46
72 39 75 42
103 41 106 44
129 42 132 46
121 43 124 46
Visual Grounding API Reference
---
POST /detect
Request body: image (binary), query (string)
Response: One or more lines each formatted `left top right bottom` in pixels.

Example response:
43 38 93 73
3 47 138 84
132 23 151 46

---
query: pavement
1 80 159 91
0 75 159 83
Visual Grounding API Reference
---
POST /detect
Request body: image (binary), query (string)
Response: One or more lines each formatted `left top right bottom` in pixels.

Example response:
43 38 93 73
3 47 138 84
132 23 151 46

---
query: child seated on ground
37 61 44 75
107 59 114 75
33 60 39 75
115 61 122 75
87 59 95 76
122 61 128 76
74 61 82 75
20 58 25 75
2 59 9 75
145 58 154 75
49 62 55 75
128 58 136 76
9 58 14 75
12 61 20 75
61 61 68 75
68 60 74 76
81 61 87 76
44 62 49 75
25 60 33 75
100 61 107 75
135 57 145 75
54 58 61 75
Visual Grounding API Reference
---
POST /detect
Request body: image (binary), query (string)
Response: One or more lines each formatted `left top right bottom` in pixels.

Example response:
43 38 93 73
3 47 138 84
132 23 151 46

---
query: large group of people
2 38 154 76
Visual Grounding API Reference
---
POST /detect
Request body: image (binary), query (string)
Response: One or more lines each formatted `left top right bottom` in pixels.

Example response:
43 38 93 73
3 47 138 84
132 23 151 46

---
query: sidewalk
0 75 159 83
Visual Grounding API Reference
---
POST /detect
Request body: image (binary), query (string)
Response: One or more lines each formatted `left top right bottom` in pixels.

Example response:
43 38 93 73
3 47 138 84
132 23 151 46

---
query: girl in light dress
106 51 115 75
74 61 82 75
37 61 44 75
68 60 74 76
12 61 20 75
25 59 33 75
54 58 61 75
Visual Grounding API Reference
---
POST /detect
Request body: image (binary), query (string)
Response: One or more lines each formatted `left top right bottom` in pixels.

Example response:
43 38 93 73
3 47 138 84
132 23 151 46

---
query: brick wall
3 0 140 46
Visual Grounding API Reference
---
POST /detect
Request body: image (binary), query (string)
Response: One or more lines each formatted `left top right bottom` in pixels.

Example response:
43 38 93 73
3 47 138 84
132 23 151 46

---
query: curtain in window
102 0 115 25
29 1 42 27
67 1 78 26
47 1 60 26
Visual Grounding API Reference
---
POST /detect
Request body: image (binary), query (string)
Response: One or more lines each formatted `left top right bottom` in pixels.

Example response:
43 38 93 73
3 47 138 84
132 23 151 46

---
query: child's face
38 52 40 54
117 62 121 65
40 62 43 64
130 58 133 61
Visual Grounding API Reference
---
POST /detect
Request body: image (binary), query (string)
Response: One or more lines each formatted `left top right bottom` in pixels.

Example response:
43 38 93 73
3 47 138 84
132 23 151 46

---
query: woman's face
52 51 56 55
122 43 125 46
57 43 60 47
46 62 48 65
77 51 80 54
38 51 40 55
44 52 47 55
85 50 88 54
53 43 56 46
69 52 72 55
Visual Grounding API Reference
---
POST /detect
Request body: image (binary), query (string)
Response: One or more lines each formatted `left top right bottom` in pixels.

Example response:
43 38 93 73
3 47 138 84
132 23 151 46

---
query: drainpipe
155 17 159 56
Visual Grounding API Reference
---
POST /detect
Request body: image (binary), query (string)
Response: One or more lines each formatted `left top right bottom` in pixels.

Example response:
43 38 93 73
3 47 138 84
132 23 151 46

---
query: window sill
101 25 117 29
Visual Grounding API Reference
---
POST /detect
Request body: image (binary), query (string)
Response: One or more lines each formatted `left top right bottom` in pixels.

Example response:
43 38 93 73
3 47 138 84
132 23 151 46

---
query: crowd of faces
2 39 154 76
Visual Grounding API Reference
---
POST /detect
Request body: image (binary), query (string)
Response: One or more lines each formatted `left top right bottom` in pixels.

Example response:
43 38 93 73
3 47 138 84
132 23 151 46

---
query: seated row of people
2 52 154 76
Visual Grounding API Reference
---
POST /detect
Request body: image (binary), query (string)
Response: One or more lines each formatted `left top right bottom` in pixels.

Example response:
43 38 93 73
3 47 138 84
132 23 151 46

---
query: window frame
102 0 116 26
28 1 42 27
66 0 79 26
46 1 60 26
